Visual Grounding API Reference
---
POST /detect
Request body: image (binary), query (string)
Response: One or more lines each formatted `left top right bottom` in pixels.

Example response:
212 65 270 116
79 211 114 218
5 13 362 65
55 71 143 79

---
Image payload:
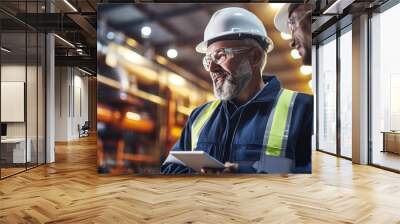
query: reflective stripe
191 100 221 150
264 89 297 156
280 90 297 156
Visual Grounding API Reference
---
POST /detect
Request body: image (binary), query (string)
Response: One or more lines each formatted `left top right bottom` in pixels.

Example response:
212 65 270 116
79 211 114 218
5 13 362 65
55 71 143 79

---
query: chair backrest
82 121 90 129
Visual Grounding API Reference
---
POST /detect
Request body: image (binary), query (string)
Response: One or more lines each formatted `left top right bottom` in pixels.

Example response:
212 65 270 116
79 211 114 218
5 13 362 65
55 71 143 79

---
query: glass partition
317 36 337 154
1 30 28 177
370 3 400 171
0 1 46 179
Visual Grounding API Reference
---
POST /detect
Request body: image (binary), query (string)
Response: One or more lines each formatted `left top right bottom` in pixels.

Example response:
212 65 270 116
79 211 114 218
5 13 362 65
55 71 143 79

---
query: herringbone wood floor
1 136 400 224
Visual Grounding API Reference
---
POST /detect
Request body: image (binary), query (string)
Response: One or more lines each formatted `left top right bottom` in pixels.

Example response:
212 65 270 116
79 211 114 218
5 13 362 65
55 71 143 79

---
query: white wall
55 67 69 141
55 67 89 141
339 30 353 158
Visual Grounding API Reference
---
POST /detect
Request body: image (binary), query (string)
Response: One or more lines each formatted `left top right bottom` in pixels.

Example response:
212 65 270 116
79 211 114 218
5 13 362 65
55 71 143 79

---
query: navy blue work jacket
161 76 313 174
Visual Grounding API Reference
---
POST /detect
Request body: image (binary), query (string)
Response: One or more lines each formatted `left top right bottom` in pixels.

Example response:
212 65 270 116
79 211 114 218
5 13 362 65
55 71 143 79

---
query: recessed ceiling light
291 49 301 59
106 32 115 40
300 65 312 75
141 26 152 38
280 32 292 40
167 48 178 59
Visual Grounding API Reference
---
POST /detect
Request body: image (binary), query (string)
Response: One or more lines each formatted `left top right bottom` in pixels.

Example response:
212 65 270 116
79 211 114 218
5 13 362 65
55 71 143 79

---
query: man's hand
222 162 239 173
201 162 239 174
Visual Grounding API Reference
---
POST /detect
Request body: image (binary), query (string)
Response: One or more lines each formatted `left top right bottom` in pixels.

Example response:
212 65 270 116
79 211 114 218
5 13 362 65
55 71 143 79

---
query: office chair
79 121 90 138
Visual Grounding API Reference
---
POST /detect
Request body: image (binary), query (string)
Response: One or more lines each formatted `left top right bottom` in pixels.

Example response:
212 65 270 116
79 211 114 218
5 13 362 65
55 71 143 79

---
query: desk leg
382 133 386 153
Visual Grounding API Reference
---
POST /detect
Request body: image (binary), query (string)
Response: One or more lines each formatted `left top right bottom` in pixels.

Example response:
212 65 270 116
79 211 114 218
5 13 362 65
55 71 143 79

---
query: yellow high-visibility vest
263 89 297 157
190 89 297 156
191 100 221 150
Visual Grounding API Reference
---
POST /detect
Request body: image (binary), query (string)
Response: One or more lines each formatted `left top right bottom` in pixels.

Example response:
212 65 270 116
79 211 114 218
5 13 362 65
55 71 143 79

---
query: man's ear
249 48 262 68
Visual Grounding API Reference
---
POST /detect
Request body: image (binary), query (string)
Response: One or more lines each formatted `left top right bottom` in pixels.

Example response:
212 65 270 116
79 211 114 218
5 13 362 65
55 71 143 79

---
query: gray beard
213 59 252 101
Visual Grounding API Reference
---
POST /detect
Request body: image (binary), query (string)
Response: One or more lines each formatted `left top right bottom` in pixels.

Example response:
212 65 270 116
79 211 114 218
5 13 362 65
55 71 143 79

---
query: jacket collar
224 75 281 108
250 75 281 103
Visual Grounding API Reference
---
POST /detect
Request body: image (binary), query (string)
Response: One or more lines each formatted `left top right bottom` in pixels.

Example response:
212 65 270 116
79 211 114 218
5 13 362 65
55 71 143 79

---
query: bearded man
161 7 313 174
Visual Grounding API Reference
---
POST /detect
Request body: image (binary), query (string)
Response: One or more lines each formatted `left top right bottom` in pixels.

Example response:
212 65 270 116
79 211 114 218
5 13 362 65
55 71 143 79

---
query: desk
1 138 31 163
382 131 400 154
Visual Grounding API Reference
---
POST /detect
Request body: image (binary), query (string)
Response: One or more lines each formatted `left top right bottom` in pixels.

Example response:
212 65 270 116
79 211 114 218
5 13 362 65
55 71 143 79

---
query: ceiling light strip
54 34 75 48
1 47 11 53
63 0 78 12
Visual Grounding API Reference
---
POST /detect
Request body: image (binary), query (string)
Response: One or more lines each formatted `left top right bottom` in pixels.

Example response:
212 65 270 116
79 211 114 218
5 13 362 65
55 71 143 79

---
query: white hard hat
274 3 291 35
196 7 274 54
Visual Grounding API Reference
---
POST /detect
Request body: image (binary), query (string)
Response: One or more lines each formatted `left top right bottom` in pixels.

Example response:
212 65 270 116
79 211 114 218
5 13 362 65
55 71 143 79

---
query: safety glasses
287 10 312 33
202 47 252 72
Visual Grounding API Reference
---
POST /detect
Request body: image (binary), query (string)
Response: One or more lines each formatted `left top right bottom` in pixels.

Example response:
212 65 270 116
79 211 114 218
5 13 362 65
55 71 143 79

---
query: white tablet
169 151 224 172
